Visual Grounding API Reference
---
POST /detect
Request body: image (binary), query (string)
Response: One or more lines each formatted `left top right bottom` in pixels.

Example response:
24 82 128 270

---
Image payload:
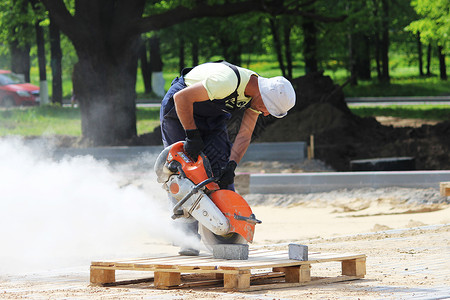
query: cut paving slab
212 244 249 260
288 244 308 261
250 171 450 194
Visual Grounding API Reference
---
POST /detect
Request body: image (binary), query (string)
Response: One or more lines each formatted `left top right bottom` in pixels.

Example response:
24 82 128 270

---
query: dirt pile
256 102 450 171
138 101 449 171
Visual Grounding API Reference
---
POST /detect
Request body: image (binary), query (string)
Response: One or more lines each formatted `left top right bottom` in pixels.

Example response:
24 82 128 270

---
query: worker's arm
229 108 260 164
173 82 210 130
173 82 210 161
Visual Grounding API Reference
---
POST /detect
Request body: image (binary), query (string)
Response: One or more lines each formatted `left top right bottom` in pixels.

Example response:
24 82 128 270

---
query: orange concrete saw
154 141 261 249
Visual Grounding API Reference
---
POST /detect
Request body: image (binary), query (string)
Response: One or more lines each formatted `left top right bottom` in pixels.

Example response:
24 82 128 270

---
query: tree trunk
149 36 165 97
283 21 293 79
49 17 63 104
371 0 382 81
426 43 432 75
72 35 139 145
230 44 242 66
380 0 390 84
270 17 286 77
10 0 31 82
139 39 152 94
220 35 241 66
374 34 382 80
437 46 447 80
416 32 424 76
35 22 46 82
302 16 318 74
356 35 371 80
35 20 49 104
149 36 163 72
179 37 185 73
10 41 30 82
347 2 357 86
192 36 199 66
348 32 357 86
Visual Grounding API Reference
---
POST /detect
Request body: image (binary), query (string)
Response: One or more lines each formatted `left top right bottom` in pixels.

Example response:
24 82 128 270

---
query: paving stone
212 244 249 260
289 244 308 261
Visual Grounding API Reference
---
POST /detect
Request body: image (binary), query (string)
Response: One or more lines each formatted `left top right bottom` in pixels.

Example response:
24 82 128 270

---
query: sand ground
1 186 449 299
1 116 449 299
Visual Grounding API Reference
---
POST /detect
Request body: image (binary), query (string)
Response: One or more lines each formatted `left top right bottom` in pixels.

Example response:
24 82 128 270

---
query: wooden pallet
441 182 450 196
90 250 366 291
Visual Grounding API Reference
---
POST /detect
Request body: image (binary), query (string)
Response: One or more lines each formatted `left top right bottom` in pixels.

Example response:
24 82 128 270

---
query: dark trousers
159 77 235 245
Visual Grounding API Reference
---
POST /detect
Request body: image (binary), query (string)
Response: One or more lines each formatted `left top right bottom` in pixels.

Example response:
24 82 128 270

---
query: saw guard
210 190 256 243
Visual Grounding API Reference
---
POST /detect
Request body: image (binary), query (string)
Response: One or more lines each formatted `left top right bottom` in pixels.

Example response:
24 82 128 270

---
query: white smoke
0 138 203 274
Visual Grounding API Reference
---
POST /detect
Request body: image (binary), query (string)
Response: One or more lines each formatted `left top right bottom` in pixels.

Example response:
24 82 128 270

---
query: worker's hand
184 129 204 162
218 160 237 189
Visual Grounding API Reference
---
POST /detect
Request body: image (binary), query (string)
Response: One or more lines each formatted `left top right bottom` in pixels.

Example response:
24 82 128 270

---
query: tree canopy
406 0 449 51
0 0 447 145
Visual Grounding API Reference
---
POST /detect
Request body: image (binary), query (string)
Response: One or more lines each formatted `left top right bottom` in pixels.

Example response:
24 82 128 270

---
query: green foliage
158 12 269 70
0 0 35 52
0 0 446 104
350 104 450 121
406 0 449 50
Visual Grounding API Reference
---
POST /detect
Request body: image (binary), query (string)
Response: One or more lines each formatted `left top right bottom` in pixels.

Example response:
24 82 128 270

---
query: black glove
218 160 237 189
184 129 204 162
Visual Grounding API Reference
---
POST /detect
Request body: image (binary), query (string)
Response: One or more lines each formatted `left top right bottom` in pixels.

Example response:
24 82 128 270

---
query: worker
160 61 296 255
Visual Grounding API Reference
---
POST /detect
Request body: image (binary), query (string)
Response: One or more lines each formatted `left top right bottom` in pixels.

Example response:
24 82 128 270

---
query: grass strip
349 105 450 121
0 106 161 137
1 104 448 138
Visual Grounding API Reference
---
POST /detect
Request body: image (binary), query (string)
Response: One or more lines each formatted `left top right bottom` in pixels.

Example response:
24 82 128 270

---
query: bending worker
160 61 296 255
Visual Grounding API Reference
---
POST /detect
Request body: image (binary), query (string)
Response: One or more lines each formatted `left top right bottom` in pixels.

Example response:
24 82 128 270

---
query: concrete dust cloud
0 138 202 274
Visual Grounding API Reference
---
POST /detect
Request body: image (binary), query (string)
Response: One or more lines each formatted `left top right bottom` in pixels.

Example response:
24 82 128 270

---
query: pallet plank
90 250 366 291
95 253 366 271
90 268 115 285
440 182 450 197
342 258 366 276
223 270 250 290
241 275 364 292
154 271 181 289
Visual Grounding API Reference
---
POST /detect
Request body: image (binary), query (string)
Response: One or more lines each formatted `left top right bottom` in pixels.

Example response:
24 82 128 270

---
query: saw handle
171 177 218 219
234 213 262 224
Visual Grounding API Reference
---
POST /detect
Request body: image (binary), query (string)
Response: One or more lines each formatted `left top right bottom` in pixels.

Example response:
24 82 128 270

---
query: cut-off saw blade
199 225 247 252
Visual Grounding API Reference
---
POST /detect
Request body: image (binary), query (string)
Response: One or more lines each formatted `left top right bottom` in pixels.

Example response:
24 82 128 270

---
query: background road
62 96 450 108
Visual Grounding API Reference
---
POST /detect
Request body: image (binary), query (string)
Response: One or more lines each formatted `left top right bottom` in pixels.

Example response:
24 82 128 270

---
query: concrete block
242 142 307 163
213 244 249 260
289 244 308 261
350 157 415 171
250 171 450 194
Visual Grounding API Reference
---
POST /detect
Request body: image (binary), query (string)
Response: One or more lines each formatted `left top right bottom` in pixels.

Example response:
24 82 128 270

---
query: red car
0 70 40 107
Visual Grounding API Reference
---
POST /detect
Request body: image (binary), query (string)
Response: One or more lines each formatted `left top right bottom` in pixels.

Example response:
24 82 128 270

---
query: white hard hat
258 76 296 118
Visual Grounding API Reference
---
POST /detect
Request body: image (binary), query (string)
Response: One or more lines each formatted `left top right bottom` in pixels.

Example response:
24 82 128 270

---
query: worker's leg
160 77 187 147
160 80 201 255
202 125 235 191
168 195 201 256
